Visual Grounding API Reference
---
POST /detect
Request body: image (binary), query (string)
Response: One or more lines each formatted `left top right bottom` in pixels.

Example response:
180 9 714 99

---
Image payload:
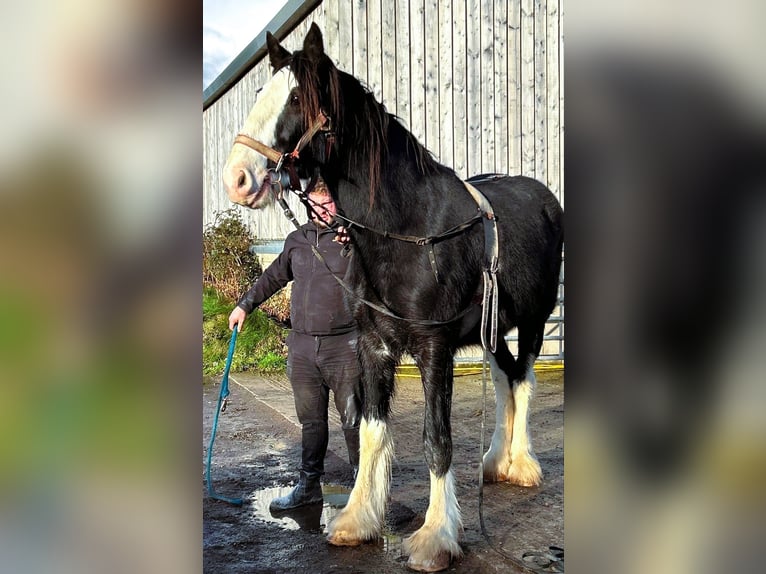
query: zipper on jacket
303 226 315 331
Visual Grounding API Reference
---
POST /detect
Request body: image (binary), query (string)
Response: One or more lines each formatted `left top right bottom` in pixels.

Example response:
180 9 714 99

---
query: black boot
269 472 323 512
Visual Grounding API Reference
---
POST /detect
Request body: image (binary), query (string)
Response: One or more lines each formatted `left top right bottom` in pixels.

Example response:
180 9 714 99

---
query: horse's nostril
238 171 246 188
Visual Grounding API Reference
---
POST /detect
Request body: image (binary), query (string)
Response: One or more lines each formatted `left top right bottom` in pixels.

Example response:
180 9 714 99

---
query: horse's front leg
326 330 397 546
403 339 463 572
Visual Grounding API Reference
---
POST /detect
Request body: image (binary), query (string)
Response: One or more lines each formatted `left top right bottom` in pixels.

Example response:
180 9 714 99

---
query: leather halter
233 111 333 196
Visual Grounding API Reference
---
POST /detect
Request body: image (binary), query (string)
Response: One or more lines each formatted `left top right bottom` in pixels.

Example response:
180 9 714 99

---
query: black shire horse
223 23 563 572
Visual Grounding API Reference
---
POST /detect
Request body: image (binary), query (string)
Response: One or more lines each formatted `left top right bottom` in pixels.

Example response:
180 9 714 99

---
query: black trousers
286 331 362 478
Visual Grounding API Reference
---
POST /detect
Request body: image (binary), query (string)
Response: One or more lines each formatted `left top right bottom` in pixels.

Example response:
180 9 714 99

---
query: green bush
203 288 287 376
203 209 262 302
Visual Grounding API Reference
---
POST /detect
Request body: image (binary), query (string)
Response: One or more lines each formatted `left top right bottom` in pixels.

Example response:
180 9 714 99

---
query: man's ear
302 22 325 62
267 32 292 71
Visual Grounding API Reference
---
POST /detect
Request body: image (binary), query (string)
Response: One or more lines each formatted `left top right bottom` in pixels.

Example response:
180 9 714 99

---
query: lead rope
205 328 244 506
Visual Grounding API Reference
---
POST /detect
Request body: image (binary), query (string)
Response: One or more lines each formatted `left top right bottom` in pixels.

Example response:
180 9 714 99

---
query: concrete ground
203 366 563 573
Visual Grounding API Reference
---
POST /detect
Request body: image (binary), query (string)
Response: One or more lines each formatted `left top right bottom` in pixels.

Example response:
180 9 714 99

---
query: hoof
507 456 543 487
482 467 510 483
482 451 512 484
326 530 365 547
406 551 451 572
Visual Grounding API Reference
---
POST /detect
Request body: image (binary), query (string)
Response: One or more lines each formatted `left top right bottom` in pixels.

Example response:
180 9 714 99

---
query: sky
203 0 289 90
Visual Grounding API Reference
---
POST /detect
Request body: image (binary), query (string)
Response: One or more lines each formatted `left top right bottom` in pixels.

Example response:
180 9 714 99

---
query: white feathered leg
403 468 463 572
326 417 393 545
482 354 516 482
506 358 542 487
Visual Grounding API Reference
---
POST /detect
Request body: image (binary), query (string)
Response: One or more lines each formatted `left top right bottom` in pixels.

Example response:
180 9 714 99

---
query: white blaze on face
222 68 295 208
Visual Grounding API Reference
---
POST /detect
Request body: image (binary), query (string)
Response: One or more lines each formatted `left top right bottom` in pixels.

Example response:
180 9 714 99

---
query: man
228 178 361 511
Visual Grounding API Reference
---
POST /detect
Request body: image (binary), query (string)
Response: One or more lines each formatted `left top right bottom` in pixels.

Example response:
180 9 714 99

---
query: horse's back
468 174 563 241
468 174 563 321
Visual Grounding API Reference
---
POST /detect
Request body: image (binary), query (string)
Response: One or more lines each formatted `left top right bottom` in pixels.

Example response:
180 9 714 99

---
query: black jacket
237 223 355 335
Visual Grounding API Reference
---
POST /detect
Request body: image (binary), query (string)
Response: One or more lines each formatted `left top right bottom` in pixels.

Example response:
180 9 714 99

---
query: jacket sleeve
236 236 294 314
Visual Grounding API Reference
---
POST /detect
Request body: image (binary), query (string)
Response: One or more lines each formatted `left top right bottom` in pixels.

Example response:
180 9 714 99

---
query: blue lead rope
205 327 244 506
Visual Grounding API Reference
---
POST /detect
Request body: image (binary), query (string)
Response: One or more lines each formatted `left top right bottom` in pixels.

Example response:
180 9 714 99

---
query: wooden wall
203 0 564 239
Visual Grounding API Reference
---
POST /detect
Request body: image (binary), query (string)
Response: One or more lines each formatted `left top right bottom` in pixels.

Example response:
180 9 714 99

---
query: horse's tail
539 188 564 317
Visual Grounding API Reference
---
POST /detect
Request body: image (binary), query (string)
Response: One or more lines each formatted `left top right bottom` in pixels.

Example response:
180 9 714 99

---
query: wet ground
203 366 563 573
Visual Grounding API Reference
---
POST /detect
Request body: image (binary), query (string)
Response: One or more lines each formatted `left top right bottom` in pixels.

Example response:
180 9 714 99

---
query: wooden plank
438 0 454 169
452 0 468 179
337 0 353 71
324 0 340 64
367 0 383 103
465 0 482 177
352 0 368 83
381 0 397 113
520 0 535 177
409 0 426 145
493 0 509 175
395 0 411 126
423 0 440 158
534 0 547 185
546 0 561 198
508 0 522 175
480 0 495 173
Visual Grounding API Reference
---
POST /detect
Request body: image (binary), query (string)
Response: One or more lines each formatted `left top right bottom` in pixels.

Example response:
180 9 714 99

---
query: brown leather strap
233 134 282 163
290 111 329 159
233 111 331 167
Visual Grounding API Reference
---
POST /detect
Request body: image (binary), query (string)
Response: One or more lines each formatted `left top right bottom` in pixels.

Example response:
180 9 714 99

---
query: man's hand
334 226 351 245
228 306 247 332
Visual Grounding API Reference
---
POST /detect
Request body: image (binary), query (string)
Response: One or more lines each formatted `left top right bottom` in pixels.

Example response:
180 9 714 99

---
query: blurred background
0 0 201 572
565 0 765 573
0 0 763 573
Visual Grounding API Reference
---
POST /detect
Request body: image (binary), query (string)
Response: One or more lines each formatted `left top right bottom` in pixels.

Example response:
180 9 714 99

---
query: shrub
203 209 262 302
259 284 291 327
203 288 287 375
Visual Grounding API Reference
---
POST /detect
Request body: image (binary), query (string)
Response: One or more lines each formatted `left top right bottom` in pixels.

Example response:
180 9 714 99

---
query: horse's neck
335 142 432 228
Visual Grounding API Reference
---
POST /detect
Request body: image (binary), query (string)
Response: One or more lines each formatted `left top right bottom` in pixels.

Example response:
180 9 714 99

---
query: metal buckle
268 168 284 200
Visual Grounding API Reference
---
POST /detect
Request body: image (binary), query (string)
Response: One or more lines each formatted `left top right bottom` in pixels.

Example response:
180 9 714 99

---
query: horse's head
223 23 334 209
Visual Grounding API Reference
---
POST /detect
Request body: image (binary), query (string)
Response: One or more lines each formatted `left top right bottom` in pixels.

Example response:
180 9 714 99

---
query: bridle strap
233 111 331 166
290 111 330 159
233 134 282 164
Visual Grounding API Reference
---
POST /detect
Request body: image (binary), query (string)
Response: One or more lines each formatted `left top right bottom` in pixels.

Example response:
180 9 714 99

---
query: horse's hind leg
483 327 543 486
482 337 518 482
326 330 396 546
403 340 462 572
506 323 544 487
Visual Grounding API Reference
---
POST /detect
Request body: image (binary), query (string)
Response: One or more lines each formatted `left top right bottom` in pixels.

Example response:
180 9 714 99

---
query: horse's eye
290 93 300 106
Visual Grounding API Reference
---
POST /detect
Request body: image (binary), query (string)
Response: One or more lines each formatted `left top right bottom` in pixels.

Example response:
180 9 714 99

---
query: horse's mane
290 50 438 205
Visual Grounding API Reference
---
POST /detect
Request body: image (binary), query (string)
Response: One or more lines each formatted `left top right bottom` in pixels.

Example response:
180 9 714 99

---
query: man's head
306 179 337 228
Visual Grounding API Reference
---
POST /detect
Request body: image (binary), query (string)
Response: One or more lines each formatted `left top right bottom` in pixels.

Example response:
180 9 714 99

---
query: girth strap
464 181 500 353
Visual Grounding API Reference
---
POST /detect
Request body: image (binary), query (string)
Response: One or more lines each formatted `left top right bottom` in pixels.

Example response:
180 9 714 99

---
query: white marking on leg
373 333 392 359
483 354 515 482
403 468 463 571
326 417 393 545
507 357 543 486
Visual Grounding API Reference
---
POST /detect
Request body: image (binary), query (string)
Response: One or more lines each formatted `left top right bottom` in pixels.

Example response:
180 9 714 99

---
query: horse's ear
303 22 325 62
267 32 292 71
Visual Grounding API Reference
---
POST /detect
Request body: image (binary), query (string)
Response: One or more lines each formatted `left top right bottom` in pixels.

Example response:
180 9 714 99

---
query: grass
203 287 287 376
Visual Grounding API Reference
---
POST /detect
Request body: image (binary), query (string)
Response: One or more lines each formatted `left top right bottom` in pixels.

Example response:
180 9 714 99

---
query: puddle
249 483 351 533
249 484 408 560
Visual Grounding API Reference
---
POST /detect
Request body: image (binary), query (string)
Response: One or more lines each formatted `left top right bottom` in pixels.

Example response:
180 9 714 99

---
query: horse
222 23 563 572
